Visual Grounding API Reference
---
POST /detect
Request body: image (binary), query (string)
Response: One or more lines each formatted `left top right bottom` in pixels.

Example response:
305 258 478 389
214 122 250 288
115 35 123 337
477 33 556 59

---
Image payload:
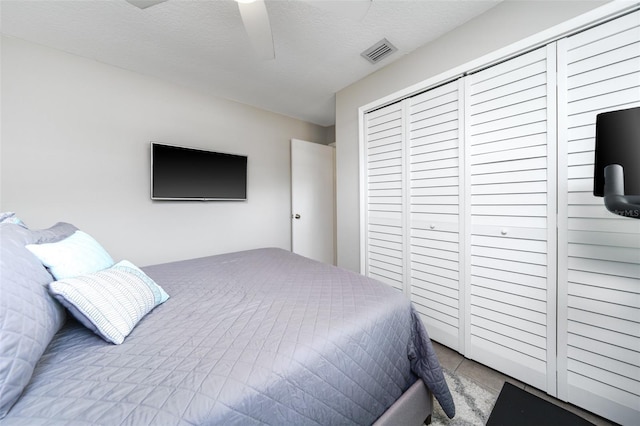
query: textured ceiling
0 0 501 126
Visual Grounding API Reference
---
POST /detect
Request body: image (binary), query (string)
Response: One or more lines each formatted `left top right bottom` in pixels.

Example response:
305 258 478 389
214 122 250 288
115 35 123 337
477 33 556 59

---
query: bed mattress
4 248 454 424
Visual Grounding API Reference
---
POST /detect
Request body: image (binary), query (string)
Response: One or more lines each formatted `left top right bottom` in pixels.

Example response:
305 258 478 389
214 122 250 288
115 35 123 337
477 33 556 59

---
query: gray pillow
33 222 78 244
0 223 68 418
0 212 26 228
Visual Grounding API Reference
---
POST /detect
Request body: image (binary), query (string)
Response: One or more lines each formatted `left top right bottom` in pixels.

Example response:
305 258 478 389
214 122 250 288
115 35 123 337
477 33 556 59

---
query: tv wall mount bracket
604 164 640 219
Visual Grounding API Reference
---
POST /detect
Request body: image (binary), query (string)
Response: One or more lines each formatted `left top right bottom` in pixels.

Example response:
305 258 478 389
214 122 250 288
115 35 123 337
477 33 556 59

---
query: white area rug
430 370 497 426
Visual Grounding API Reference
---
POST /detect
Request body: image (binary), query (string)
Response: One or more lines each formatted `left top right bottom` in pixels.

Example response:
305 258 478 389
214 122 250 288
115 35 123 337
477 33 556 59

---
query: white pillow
48 260 169 344
26 230 114 280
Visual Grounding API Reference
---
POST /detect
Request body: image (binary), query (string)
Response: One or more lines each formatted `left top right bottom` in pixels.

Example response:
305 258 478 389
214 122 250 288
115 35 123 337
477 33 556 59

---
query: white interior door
291 139 335 264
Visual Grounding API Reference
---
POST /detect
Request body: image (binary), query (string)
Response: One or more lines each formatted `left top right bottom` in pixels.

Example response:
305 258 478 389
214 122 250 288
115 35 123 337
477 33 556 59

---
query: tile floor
431 341 617 426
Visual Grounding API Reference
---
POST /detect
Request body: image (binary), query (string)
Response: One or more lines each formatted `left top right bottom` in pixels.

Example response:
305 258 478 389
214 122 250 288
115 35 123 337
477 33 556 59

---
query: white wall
1 36 327 266
335 0 610 272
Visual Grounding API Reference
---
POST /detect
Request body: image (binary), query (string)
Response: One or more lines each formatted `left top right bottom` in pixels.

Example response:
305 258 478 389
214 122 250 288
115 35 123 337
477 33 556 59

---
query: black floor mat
486 382 595 426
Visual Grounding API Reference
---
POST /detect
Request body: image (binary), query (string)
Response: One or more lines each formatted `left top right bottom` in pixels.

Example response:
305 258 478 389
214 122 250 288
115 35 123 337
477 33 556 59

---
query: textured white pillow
26 230 114 280
48 260 169 344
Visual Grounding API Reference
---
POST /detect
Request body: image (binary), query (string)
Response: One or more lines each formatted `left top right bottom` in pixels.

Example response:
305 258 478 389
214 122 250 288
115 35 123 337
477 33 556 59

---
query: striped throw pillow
48 260 169 344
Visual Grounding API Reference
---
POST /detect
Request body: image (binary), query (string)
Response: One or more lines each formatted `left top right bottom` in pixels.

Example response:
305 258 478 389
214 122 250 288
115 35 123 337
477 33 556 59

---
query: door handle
294 214 301 219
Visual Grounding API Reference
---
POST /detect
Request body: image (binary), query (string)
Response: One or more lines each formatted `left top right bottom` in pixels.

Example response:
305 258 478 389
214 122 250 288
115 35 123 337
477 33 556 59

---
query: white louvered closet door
557 10 640 425
408 80 464 351
363 102 407 293
464 44 557 393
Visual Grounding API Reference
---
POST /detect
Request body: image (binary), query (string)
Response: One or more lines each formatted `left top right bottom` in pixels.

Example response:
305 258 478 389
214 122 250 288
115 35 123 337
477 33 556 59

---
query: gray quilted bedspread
4 248 454 424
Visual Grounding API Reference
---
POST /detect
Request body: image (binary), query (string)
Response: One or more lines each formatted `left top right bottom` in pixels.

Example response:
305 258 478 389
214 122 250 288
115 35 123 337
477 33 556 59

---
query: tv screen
151 143 247 201
593 106 640 197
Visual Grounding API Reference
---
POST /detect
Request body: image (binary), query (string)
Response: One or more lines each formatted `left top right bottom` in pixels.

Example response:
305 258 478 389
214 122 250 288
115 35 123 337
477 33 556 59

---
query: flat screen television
151 143 247 201
593 106 640 197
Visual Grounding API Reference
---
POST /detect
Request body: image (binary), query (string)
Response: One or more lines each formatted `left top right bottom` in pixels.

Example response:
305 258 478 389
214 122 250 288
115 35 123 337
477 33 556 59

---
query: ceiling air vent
361 38 397 64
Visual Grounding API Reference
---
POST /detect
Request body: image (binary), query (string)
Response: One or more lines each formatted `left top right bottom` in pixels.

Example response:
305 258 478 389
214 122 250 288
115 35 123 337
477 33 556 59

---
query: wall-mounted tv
151 143 247 201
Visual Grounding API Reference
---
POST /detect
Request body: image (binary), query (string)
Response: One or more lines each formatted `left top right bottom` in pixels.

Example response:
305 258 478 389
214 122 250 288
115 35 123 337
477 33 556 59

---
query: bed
0 220 455 425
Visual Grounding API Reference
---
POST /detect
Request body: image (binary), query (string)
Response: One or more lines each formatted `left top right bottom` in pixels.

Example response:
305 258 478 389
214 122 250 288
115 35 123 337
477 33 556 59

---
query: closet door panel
363 102 407 292
408 80 464 350
557 10 640 425
465 44 556 392
470 334 547 381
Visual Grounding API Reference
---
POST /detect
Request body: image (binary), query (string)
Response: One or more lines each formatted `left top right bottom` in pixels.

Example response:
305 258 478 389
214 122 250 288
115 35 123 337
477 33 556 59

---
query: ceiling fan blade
125 0 169 10
237 0 275 60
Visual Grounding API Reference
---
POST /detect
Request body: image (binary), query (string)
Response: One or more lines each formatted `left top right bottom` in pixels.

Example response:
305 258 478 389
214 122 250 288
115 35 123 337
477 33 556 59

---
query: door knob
294 214 301 219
